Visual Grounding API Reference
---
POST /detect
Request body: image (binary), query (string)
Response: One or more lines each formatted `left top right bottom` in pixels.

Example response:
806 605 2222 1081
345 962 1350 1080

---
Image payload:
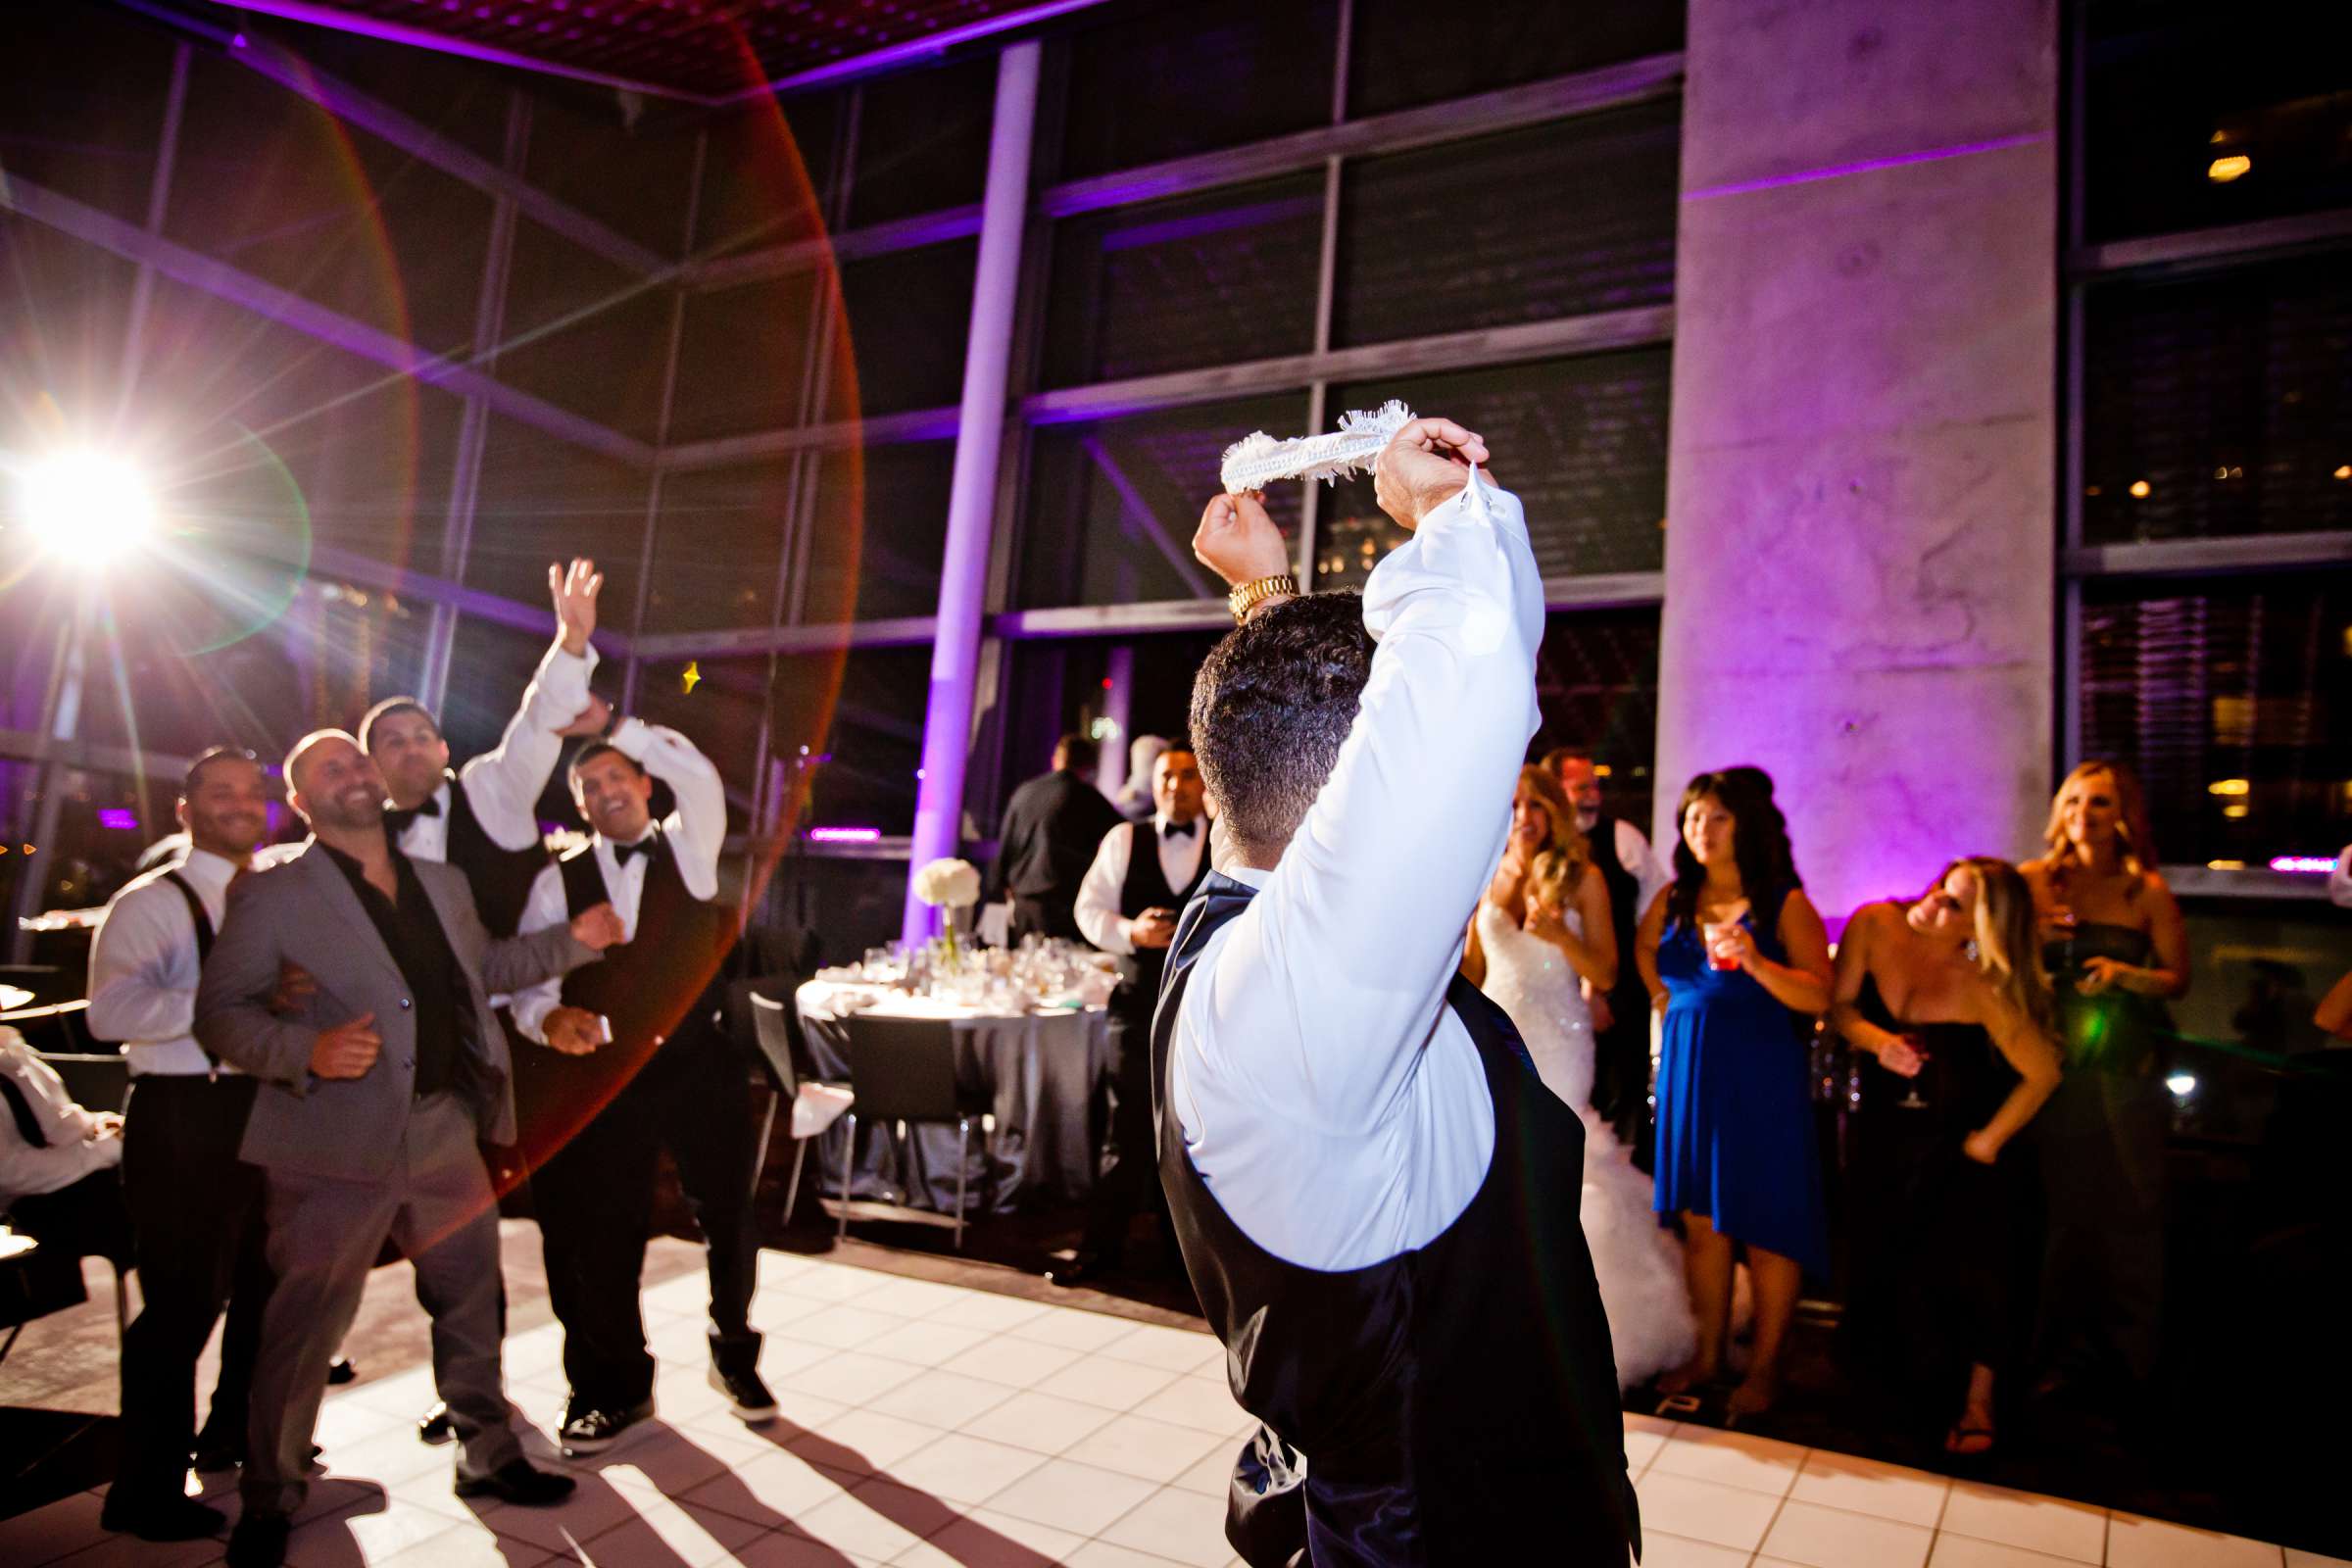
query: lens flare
15 450 158 564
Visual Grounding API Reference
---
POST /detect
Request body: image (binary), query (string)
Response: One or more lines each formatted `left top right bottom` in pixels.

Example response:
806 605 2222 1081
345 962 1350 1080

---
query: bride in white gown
1468 768 1696 1390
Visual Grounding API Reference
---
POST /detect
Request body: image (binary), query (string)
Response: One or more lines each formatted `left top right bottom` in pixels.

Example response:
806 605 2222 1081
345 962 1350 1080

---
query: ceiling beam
3 175 655 467
657 407 958 472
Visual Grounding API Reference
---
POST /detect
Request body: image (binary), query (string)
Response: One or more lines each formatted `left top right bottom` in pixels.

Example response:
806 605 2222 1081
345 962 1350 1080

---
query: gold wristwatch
1227 573 1298 624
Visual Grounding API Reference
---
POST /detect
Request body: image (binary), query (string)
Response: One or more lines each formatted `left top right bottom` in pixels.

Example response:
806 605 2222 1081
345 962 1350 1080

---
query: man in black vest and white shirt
508 716 765 1455
1055 740 1207 1286
86 748 277 1539
1165 418 1637 1565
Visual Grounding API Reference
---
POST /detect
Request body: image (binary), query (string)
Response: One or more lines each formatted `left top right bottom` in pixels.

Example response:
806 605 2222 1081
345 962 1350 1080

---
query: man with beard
196 732 622 1568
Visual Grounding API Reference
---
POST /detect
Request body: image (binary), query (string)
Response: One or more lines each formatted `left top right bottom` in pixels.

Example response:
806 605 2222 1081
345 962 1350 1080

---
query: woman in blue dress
1637 766 1834 1418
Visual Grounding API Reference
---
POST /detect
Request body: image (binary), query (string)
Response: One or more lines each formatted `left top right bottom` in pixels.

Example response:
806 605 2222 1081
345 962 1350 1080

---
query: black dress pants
1080 1009 1168 1259
116 1075 270 1507
531 1034 761 1409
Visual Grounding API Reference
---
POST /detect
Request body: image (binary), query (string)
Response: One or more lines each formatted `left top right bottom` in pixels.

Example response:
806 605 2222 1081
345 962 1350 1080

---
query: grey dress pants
242 1094 522 1516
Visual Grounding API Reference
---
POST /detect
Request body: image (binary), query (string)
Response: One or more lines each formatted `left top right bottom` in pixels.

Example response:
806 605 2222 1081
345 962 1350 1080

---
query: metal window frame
2058 0 2352 899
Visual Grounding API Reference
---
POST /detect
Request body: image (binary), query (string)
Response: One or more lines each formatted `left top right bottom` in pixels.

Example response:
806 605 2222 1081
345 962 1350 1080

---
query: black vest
1113 821 1207 1020
1154 873 1638 1567
1587 811 1646 1007
513 834 737 1158
444 774 552 940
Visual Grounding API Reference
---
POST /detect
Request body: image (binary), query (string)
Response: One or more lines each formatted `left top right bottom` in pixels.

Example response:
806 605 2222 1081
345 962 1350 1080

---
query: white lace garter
1218 399 1415 495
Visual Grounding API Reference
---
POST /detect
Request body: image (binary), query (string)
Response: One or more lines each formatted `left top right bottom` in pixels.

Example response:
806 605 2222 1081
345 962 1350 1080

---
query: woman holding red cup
1638 766 1833 1418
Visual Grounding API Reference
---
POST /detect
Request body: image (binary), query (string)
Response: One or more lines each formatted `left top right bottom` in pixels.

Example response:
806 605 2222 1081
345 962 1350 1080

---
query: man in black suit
985 733 1122 945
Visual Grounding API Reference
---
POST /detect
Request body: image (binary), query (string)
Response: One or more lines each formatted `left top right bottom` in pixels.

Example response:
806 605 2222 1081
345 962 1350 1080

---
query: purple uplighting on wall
1682 131 2048 202
2270 855 2336 875
96 808 140 832
808 826 884 844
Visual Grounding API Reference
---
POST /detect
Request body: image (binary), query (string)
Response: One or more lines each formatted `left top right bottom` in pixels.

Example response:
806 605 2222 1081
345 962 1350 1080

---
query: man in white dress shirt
507 716 767 1454
85 747 275 1540
1054 741 1209 1285
1159 418 1636 1565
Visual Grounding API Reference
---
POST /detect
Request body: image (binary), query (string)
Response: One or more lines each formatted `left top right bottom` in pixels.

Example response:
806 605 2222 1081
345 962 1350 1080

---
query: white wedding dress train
1476 901 1695 1390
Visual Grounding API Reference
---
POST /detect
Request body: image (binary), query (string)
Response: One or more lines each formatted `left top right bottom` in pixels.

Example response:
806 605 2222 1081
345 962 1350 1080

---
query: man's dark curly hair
1190 592 1373 864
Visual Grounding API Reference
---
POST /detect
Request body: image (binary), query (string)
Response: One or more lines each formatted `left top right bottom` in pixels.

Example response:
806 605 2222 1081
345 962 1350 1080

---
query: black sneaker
454 1457 577 1506
558 1397 654 1456
225 1511 289 1568
417 1400 453 1445
708 1364 777 1423
100 1494 225 1542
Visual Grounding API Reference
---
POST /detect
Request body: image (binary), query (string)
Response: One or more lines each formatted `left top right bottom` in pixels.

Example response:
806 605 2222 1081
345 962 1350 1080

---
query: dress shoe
454 1457 577 1506
325 1357 356 1385
100 1494 225 1542
225 1511 290 1568
417 1400 454 1444
558 1396 655 1456
191 1426 244 1472
1045 1248 1118 1288
709 1364 777 1423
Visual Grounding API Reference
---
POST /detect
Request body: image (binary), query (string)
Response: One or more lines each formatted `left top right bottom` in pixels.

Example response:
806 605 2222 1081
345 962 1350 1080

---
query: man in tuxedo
195 732 622 1568
1056 740 1209 1285
985 733 1122 944
1162 419 1636 1564
86 747 277 1538
1544 745 1670 1164
363 558 605 1443
507 716 761 1455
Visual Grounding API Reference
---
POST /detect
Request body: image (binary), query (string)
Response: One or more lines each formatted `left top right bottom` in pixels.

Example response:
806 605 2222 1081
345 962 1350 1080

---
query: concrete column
904 42 1041 944
1653 0 2060 922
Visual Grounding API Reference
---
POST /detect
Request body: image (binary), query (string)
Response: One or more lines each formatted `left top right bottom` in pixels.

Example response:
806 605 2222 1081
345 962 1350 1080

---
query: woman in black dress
1832 858 2061 1456
2020 761 2188 1400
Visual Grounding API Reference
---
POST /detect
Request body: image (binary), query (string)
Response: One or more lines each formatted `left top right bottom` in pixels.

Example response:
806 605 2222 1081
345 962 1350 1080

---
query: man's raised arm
458 558 607 849
609 717 726 900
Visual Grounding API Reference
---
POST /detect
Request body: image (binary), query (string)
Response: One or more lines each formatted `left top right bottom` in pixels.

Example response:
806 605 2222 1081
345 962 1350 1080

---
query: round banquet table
794 980 1114 1216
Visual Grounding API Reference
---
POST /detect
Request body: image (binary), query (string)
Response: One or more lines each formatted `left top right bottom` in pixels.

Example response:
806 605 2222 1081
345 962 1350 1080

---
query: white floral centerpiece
912 857 982 960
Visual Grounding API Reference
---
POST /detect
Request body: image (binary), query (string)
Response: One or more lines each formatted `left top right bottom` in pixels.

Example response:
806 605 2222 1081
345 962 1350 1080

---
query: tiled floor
2 1250 2339 1568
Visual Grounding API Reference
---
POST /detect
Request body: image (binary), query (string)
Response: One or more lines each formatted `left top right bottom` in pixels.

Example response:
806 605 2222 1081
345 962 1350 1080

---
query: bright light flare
16 451 159 565
2166 1072 2198 1100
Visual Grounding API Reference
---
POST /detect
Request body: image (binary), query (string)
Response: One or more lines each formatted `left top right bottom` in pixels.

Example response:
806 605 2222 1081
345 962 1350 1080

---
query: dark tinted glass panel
1318 352 1669 588
644 460 795 635
253 16 511 162
1531 609 1663 831
992 631 1222 824
667 270 824 444
1018 394 1310 609
777 649 931 837
697 95 844 259
2083 2 2352 244
0 227 140 444
846 59 994 227
1056 0 1340 179
0 0 175 220
630 654 770 817
1043 175 1323 388
1335 102 1680 347
440 615 576 827
2082 256 2352 545
523 96 700 260
838 241 976 416
497 220 674 444
1348 0 1684 119
804 442 956 624
168 53 493 355
2079 572 2352 869
467 416 649 616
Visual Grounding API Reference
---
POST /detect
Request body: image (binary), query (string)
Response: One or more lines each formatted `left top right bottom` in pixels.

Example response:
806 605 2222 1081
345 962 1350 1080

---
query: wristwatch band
1228 573 1298 624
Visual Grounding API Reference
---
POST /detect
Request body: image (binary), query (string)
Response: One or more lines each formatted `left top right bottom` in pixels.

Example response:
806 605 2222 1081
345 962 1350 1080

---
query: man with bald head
195 730 624 1568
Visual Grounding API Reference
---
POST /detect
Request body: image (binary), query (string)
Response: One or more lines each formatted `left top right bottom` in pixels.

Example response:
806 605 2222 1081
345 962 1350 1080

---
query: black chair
834 1015 992 1250
747 991 849 1227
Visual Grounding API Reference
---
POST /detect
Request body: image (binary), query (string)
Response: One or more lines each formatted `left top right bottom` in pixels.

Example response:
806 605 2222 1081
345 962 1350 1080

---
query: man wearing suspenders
86 747 276 1541
357 557 606 1443
508 718 760 1454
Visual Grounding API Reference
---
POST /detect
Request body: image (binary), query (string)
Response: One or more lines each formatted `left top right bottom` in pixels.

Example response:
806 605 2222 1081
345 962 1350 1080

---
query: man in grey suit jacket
196 730 624 1568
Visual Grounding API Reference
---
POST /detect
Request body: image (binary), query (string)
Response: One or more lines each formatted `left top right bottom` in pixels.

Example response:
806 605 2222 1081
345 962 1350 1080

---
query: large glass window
838 242 977 416
0 0 178 221
1017 394 1309 610
1347 0 1684 120
1042 175 1325 389
2080 255 2352 545
2077 572 2352 870
846 58 995 227
467 416 649 615
802 442 956 624
497 220 674 445
644 459 795 636
668 271 825 445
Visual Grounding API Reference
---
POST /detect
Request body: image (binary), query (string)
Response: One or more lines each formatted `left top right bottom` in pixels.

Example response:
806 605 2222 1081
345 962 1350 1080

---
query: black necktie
1 1071 48 1150
1163 820 1198 840
384 795 443 838
613 835 656 867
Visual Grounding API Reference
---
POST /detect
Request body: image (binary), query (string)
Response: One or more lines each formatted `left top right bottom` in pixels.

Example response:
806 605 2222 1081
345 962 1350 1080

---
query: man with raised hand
1161 419 1637 1564
196 732 622 1568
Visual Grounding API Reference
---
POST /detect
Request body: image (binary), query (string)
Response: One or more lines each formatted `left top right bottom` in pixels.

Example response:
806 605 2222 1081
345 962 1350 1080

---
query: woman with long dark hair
2021 760 2187 1400
1637 766 1832 1417
1831 858 2062 1455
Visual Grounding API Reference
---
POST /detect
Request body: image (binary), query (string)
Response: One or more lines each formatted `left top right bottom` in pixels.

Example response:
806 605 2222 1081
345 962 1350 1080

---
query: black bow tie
384 795 442 837
1163 820 1198 840
613 835 657 866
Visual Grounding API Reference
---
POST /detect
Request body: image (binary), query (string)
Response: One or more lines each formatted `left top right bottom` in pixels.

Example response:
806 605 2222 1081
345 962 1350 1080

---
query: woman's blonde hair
1933 856 2053 1034
1515 764 1590 894
2042 760 2156 883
